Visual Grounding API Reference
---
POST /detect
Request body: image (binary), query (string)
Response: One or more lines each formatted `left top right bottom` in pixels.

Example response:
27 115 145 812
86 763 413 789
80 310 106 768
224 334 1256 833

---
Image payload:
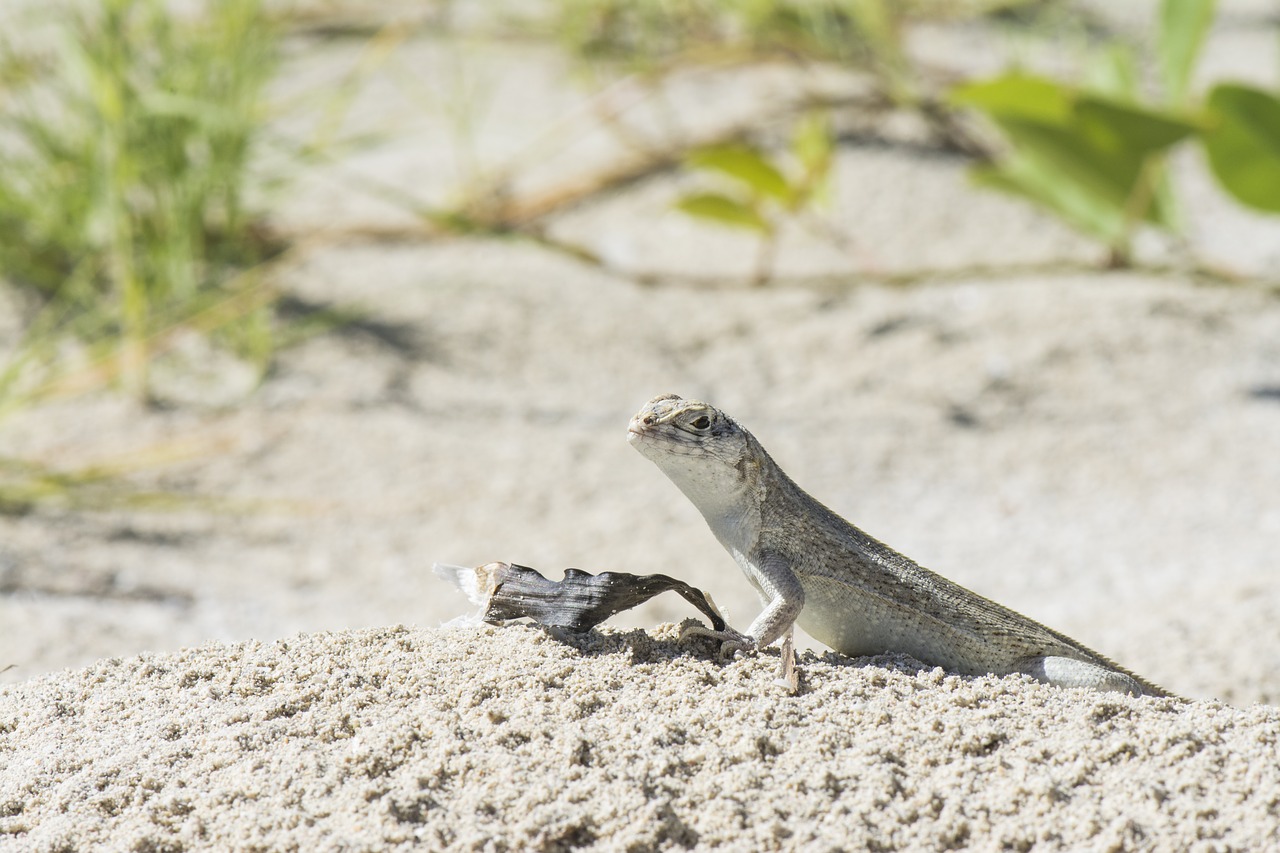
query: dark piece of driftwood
435 561 726 634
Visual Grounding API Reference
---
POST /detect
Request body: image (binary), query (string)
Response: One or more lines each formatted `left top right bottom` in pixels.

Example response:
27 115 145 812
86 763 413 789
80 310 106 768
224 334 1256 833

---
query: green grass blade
1159 0 1217 104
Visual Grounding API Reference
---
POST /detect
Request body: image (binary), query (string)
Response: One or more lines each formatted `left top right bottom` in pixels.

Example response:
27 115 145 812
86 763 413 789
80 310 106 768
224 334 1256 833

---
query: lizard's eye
691 415 711 430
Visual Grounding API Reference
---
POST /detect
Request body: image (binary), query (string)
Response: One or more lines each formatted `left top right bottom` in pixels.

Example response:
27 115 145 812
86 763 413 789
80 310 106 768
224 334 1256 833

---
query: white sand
2 624 1277 851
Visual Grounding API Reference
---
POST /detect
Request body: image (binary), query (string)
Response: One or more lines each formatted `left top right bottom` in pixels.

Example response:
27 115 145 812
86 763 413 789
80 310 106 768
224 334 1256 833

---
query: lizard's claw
679 624 757 659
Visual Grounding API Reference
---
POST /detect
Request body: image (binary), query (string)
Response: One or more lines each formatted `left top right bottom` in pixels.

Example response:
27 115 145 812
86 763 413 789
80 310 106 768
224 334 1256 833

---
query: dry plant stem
623 256 1270 292
750 233 778 287
293 90 899 243
1114 156 1168 267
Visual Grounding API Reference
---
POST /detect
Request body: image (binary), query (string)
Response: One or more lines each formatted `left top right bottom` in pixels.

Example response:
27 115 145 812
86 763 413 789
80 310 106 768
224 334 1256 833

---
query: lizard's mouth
626 414 651 438
627 422 661 447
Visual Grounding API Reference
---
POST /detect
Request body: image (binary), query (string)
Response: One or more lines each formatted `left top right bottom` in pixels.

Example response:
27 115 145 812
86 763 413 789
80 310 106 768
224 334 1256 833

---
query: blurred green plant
0 451 204 516
675 112 835 285
555 0 934 102
1201 85 1280 214
561 0 864 62
0 442 295 517
952 0 1280 267
0 0 281 401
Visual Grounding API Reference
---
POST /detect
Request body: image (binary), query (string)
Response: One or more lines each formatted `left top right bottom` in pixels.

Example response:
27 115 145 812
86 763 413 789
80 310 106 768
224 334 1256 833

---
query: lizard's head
627 394 757 501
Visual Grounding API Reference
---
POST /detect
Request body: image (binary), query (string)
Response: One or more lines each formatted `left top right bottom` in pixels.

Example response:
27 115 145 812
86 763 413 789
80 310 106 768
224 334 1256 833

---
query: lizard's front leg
681 551 805 658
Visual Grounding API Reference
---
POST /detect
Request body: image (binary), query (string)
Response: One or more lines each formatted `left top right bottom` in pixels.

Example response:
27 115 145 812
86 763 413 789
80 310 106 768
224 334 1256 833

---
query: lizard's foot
679 624 756 659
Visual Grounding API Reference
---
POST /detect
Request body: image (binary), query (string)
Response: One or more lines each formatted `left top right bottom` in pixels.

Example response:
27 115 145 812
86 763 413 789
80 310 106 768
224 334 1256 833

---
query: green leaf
975 110 1184 240
972 93 1193 223
688 145 791 201
950 74 1074 126
952 67 1206 250
1202 84 1280 212
791 112 833 179
970 157 1125 244
1158 0 1217 104
1075 96 1201 156
675 192 768 232
989 118 1135 212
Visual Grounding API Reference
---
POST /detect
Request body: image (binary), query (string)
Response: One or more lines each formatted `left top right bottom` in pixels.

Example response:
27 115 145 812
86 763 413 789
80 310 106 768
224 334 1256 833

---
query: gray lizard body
628 393 1170 698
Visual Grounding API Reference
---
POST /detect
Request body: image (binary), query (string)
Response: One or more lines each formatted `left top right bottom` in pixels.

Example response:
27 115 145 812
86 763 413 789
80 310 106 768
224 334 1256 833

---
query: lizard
627 393 1172 698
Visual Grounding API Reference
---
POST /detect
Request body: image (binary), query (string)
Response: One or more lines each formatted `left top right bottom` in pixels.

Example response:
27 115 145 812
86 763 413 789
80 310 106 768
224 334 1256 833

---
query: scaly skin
628 393 1172 698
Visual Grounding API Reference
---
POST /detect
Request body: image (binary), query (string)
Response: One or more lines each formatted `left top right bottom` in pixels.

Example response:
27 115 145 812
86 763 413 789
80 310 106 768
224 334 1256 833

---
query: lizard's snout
630 393 688 440
626 413 649 438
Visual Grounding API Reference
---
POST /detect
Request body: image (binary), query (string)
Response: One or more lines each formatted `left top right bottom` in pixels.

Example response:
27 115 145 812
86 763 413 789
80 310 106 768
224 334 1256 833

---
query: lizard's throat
660 467 758 545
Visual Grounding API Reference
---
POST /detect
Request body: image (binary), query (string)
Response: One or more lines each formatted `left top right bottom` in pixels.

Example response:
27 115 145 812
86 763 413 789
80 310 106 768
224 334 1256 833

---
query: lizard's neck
696 489 761 554
658 439 767 553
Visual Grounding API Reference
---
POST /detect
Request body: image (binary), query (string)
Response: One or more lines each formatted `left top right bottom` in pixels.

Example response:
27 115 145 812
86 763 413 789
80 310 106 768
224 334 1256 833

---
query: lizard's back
757 457 1169 696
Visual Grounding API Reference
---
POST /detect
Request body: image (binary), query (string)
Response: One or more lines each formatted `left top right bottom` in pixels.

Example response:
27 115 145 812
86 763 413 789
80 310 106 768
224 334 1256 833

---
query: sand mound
2 624 1276 851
